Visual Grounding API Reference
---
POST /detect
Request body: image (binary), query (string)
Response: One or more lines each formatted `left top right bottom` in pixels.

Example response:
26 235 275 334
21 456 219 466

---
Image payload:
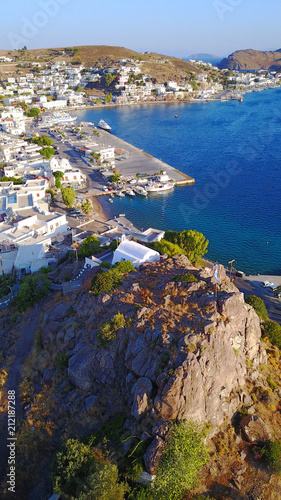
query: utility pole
228 259 236 282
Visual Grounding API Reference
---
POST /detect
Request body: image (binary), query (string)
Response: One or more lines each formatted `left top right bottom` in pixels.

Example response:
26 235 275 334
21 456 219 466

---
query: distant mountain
218 48 281 71
186 53 223 65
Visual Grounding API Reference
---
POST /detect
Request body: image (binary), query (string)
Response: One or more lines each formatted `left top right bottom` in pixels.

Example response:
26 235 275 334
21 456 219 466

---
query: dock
81 125 195 189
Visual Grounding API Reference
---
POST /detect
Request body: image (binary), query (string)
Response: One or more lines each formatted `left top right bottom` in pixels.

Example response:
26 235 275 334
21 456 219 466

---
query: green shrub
110 240 119 251
0 175 23 184
260 440 281 475
164 229 209 264
263 320 281 349
112 312 126 330
55 352 70 369
245 295 268 321
79 235 100 258
52 439 95 496
77 462 128 500
267 377 277 391
173 273 198 283
112 260 135 273
14 272 50 312
100 261 111 269
91 270 122 296
97 313 126 346
61 187 75 208
152 420 209 500
149 239 186 257
0 274 13 299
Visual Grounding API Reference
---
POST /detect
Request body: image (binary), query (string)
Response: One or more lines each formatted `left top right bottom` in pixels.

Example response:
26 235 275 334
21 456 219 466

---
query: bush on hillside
152 420 209 500
260 440 281 475
112 260 135 273
79 235 100 258
263 320 281 349
97 313 126 346
91 270 122 295
245 295 268 321
164 229 209 264
52 438 127 498
14 272 50 312
149 239 186 258
173 273 198 283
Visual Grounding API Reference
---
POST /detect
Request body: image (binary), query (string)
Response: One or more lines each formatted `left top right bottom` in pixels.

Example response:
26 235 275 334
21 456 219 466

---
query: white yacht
126 189 136 197
41 112 77 126
116 191 125 198
146 181 175 193
97 119 111 131
134 186 148 196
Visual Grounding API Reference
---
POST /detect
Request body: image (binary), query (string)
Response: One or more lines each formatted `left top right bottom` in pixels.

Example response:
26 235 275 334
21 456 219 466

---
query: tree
245 295 268 321
152 420 209 500
81 200 92 216
29 135 54 146
53 171 64 189
79 235 100 257
61 187 76 208
39 147 55 159
164 229 209 264
53 439 127 499
14 272 50 312
26 107 40 117
77 462 128 500
149 239 186 258
104 73 117 87
104 93 112 103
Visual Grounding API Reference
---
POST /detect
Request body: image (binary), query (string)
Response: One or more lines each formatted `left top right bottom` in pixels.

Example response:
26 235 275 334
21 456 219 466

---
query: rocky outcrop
219 48 281 71
240 415 272 444
39 255 267 473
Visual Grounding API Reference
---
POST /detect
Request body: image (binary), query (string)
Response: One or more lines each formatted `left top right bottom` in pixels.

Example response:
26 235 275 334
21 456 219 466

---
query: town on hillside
0 50 281 304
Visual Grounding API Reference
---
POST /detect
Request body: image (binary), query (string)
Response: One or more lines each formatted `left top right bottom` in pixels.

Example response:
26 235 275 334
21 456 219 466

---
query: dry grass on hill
0 45 202 81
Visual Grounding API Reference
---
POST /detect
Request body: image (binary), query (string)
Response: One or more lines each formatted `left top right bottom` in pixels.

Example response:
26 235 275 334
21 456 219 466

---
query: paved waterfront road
235 275 281 324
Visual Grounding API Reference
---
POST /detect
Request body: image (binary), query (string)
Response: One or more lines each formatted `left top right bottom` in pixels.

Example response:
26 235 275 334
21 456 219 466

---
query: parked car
261 281 275 287
236 270 246 278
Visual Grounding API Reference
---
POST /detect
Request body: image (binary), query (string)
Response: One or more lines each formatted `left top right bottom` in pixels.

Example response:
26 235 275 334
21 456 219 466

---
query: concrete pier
84 125 195 187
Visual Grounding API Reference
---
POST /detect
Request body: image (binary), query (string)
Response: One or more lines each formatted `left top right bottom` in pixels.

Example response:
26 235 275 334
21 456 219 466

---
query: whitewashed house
111 238 160 268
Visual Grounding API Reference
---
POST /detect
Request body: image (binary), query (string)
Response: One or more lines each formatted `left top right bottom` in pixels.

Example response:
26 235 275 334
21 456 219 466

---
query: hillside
218 48 281 71
0 45 202 81
1 255 281 499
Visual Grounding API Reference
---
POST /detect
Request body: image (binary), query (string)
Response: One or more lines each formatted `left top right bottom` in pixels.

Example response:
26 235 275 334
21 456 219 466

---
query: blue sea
72 88 281 275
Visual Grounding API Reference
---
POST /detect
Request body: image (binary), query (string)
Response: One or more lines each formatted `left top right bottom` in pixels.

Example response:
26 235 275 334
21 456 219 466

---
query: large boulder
143 436 166 475
68 343 93 391
240 415 272 443
131 377 153 420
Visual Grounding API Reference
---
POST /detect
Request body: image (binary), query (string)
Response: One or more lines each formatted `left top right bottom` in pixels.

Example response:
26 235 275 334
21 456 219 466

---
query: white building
111 238 160 268
43 100 68 109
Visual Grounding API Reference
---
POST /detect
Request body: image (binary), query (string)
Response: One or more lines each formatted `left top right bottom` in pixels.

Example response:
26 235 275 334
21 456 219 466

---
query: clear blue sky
2 0 281 57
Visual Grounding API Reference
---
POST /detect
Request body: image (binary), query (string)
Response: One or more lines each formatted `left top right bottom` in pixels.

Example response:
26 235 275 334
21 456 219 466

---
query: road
235 275 281 324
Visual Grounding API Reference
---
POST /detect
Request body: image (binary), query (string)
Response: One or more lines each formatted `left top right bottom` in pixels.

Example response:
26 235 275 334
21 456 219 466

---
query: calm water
73 89 281 274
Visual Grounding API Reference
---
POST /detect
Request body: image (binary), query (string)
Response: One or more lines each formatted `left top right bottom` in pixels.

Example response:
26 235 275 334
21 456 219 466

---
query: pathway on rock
0 304 44 496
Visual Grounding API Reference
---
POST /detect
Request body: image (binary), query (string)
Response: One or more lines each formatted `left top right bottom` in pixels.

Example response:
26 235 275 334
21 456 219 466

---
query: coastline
68 83 281 113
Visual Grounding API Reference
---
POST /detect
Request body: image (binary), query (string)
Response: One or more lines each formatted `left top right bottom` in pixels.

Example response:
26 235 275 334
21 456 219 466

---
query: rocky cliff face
40 255 267 473
219 48 281 71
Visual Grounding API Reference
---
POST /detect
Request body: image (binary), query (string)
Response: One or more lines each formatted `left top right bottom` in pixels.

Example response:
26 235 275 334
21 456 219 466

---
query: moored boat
97 119 111 131
134 185 148 196
146 181 175 193
126 189 135 197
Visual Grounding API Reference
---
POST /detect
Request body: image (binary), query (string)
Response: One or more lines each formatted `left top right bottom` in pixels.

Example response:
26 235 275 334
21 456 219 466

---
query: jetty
79 124 195 190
